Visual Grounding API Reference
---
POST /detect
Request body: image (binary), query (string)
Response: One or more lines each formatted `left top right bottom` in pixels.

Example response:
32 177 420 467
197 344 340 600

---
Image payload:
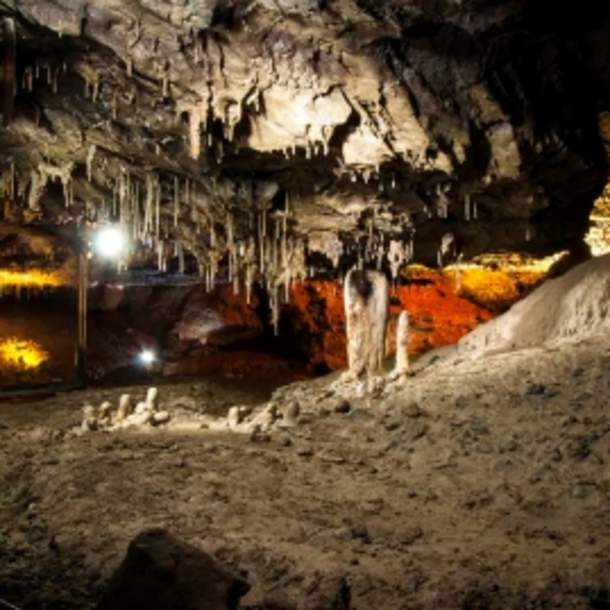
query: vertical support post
75 250 88 385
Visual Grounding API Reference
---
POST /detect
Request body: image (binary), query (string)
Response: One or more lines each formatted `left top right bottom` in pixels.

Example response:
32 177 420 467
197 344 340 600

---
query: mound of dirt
453 254 610 359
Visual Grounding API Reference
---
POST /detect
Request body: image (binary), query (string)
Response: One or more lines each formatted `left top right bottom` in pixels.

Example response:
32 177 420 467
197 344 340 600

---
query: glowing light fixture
138 349 156 366
93 226 126 259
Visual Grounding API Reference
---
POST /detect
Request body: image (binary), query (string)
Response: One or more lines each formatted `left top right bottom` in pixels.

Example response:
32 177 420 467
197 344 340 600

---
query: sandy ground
1 336 610 610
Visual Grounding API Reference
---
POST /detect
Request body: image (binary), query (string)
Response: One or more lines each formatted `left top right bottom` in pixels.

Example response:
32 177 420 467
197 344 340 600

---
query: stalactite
111 92 118 120
155 177 161 240
438 232 454 267
245 237 256 304
464 194 471 221
157 240 164 271
388 240 406 280
270 284 280 336
92 78 100 103
52 67 59 94
173 176 179 227
189 103 205 160
22 66 33 92
178 242 185 274
86 145 97 183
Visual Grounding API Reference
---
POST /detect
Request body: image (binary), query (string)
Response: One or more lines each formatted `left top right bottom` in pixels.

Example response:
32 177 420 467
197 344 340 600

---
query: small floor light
139 349 156 367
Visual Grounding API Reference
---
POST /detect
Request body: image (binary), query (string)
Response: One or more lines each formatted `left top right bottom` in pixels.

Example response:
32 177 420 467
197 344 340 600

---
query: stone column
344 269 389 378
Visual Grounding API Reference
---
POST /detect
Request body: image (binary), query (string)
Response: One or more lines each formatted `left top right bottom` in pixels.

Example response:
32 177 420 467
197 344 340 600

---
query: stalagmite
116 394 132 422
392 310 410 379
343 269 389 379
145 387 159 411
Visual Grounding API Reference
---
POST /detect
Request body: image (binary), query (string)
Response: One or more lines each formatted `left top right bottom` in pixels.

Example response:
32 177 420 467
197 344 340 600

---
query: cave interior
2 1 610 609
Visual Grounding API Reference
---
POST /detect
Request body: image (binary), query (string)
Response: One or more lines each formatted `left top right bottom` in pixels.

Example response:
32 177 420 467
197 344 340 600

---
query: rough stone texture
0 0 609 284
97 528 250 610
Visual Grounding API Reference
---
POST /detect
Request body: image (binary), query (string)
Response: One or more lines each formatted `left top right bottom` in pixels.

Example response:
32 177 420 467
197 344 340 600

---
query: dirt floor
1 336 610 610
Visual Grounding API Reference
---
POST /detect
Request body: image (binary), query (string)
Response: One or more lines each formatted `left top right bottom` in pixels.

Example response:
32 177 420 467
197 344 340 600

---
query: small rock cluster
224 400 301 438
80 387 171 432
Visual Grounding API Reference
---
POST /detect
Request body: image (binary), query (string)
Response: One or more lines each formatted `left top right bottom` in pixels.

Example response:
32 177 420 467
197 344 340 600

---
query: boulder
97 529 250 610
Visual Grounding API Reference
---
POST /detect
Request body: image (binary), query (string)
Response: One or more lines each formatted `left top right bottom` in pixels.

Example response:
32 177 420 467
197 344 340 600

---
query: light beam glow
93 226 127 259
138 349 156 366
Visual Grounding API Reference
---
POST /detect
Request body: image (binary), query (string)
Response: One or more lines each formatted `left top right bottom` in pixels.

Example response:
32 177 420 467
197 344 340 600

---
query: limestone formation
116 394 132 422
392 310 410 380
0 0 607 310
344 269 389 378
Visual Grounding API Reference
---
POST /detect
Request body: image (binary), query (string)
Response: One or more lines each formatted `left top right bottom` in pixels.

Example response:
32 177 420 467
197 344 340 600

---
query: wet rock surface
2 337 610 609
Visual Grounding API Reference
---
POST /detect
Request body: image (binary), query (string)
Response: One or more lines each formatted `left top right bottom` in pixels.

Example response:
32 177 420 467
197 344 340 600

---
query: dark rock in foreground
97 529 249 610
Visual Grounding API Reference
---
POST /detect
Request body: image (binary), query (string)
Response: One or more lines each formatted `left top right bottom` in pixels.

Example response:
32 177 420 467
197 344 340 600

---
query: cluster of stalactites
352 215 415 279
88 166 308 334
20 59 67 97
196 198 308 336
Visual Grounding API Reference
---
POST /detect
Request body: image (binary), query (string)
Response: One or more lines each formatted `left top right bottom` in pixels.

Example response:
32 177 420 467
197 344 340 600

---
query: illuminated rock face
286 272 497 372
2 1 609 382
1 0 609 290
0 337 48 371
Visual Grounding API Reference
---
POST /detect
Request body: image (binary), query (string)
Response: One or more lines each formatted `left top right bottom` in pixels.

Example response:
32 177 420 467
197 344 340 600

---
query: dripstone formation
1 1 610 312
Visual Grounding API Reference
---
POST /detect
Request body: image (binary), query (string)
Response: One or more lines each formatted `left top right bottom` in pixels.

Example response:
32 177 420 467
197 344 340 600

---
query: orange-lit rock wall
287 271 496 372
286 264 548 372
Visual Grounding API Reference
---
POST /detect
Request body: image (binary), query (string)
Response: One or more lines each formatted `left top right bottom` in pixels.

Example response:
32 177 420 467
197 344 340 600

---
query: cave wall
0 0 608 291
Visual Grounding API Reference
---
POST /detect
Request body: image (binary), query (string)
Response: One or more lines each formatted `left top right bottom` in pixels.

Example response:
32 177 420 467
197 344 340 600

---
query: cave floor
1 337 610 610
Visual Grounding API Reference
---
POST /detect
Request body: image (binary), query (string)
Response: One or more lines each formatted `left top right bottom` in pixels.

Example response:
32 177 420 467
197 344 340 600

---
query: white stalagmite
393 310 410 377
344 269 389 378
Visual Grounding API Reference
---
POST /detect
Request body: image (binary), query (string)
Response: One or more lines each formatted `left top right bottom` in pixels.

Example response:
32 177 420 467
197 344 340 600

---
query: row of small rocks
225 400 301 436
80 387 171 432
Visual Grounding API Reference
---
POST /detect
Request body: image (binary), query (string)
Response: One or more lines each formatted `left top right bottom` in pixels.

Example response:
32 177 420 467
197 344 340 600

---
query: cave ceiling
0 0 609 291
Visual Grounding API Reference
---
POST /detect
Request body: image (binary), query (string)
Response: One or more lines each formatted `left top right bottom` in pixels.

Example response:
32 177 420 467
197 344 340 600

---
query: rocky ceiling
0 0 609 304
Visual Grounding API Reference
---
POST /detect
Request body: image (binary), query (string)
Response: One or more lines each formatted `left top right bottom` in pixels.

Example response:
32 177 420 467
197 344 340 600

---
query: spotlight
139 349 156 366
93 226 126 259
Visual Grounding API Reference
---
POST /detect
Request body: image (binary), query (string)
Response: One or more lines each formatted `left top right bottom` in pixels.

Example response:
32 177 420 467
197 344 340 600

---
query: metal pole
75 250 88 385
